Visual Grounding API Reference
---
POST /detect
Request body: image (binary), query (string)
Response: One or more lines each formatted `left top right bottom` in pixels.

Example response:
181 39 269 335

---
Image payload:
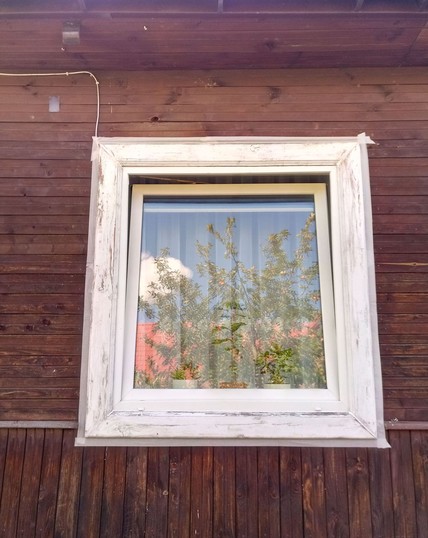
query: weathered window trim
77 135 388 448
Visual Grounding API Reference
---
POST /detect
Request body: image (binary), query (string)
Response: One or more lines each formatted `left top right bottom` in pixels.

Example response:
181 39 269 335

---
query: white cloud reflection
139 252 193 303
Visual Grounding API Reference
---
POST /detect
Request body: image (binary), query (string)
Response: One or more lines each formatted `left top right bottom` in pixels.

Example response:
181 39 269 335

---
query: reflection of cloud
139 252 193 303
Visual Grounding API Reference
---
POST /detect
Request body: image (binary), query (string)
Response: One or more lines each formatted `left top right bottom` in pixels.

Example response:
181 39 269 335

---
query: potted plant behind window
255 343 299 388
171 360 201 388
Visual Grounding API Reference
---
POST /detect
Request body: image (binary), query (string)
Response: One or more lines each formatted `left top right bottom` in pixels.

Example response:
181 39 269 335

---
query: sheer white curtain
136 196 325 389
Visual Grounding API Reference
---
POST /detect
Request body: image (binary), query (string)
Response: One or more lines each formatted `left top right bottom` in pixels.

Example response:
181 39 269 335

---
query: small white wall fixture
77 135 388 448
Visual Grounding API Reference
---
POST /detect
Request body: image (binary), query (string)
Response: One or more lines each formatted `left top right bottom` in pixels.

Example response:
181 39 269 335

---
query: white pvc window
77 136 388 447
120 183 339 415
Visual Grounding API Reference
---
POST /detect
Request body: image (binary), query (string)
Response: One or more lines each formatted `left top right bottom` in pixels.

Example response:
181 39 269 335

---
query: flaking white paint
78 136 388 447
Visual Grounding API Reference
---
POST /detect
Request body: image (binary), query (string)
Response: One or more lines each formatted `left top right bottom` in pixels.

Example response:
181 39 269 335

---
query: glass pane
134 196 326 389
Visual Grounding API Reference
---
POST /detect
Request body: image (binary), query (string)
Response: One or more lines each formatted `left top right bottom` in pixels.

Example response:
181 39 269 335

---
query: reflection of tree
137 213 326 389
138 251 210 387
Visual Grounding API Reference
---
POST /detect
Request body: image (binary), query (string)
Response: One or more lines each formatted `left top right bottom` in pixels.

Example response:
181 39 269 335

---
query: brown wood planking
0 295 83 315
35 428 63 537
279 447 304 538
77 446 105 537
0 274 85 294
0 335 82 356
190 447 214 537
235 447 258 537
389 430 418 538
257 447 281 537
145 447 170 537
0 216 88 236
0 429 26 537
0 432 424 535
0 51 424 72
0 197 89 216
0 88 410 106
0 14 426 33
0 354 79 366
213 446 236 536
16 429 45 537
323 448 350 538
0 178 90 197
123 447 148 537
301 448 327 538
54 429 83 537
1 66 428 419
367 446 395 538
168 447 192 537
0 27 421 52
411 431 428 537
346 448 373 537
100 447 127 537
0 314 83 335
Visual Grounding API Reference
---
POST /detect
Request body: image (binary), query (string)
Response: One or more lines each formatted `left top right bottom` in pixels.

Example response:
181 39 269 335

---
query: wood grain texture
100 447 127 537
235 447 258 537
0 430 425 536
0 66 427 422
0 429 26 537
35 428 63 537
123 447 148 538
168 447 192 538
77 446 105 537
0 58 427 532
54 429 82 537
190 447 214 537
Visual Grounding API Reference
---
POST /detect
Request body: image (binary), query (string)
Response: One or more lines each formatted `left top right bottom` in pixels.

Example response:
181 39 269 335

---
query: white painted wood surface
78 136 388 447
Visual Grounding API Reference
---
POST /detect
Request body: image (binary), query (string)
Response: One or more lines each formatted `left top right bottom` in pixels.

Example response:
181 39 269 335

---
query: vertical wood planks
77 446 105 537
411 430 428 538
123 447 148 537
54 429 83 537
190 447 214 537
368 446 394 538
279 447 304 538
324 448 349 538
100 447 127 536
258 447 281 537
346 448 372 538
302 447 327 538
0 429 427 536
235 447 258 537
0 429 26 537
390 430 418 537
35 429 63 537
145 447 170 537
213 447 236 537
168 446 192 537
16 429 44 537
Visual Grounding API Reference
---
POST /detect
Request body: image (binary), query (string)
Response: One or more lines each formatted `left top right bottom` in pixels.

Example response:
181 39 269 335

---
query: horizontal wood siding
0 428 426 537
1 67 428 423
1 11 428 71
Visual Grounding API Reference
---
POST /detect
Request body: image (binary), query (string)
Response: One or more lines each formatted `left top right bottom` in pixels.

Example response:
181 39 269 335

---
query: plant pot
219 381 248 389
172 379 198 389
263 383 291 389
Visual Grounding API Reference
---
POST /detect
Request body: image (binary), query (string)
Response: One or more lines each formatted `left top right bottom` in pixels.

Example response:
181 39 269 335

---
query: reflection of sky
140 197 317 287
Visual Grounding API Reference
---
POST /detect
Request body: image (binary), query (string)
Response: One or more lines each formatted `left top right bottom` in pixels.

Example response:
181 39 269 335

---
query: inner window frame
77 136 388 448
120 182 339 412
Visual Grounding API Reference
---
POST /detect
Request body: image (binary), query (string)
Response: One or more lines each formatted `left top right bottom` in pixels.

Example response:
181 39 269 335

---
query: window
77 136 388 447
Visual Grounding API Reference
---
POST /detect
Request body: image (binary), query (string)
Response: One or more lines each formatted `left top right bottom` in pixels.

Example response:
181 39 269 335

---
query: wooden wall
1 67 428 535
0 428 427 537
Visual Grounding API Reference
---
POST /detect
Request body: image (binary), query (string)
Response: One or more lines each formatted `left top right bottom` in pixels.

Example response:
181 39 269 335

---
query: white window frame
122 183 338 411
77 135 388 448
